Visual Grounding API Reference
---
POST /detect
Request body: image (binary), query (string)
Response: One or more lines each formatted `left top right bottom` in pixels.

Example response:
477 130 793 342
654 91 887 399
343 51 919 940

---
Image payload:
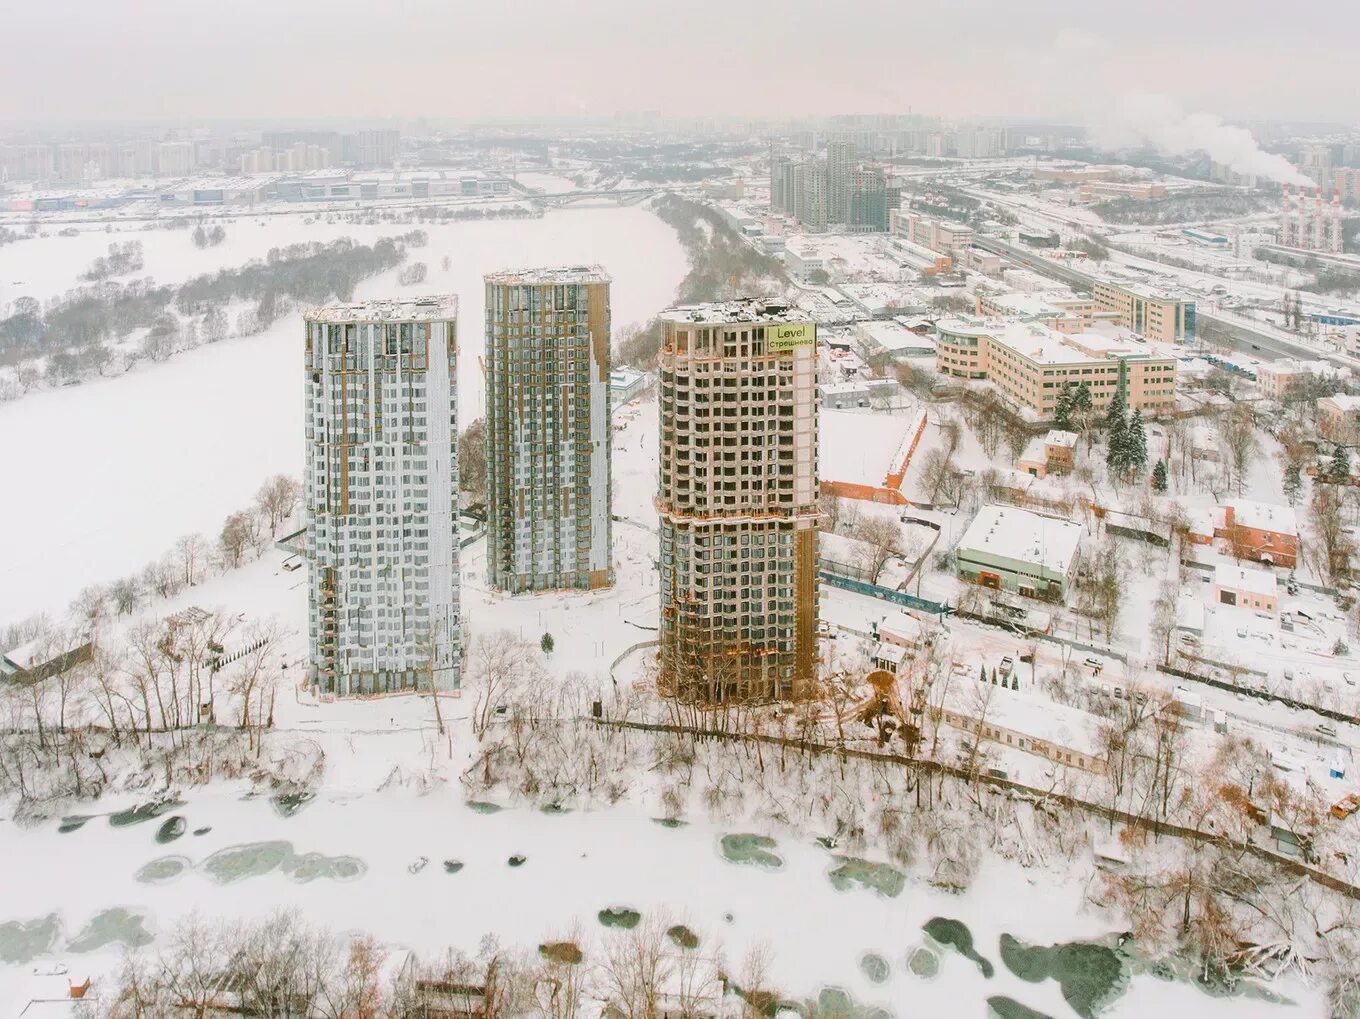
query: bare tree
109 576 142 615
852 516 902 585
1220 403 1259 495
256 474 302 536
220 510 258 568
598 918 671 1019
1310 484 1353 587
176 533 206 588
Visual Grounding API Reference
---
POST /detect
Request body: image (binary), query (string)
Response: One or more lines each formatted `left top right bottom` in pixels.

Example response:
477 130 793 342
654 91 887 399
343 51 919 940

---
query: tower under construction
656 299 821 702
484 266 613 593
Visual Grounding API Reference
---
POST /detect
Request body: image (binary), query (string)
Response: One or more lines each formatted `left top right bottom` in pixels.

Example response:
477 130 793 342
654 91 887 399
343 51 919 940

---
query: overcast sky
3 0 1356 124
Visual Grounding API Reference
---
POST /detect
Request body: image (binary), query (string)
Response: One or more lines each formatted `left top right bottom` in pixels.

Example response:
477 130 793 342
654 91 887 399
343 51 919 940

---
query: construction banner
768 322 814 352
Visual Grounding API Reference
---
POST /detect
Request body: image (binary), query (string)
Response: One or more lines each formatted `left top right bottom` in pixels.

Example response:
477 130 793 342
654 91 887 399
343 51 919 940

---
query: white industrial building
954 504 1083 599
304 297 462 696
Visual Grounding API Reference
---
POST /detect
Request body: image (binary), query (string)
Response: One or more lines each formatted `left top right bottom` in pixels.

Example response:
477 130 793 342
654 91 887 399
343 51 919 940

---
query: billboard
768 322 814 352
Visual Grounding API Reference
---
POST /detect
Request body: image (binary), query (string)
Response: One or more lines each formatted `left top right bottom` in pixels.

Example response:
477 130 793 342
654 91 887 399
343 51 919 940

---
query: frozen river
0 204 688 626
0 783 1318 1017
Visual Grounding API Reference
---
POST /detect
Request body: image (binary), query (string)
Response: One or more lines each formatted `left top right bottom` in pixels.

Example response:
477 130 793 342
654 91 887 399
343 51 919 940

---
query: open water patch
859 953 891 984
804 986 893 1019
598 907 642 930
201 841 364 884
110 799 182 828
827 857 905 898
999 933 1126 1019
923 918 993 978
906 946 940 979
986 997 1054 1019
443 859 464 874
135 856 191 884
539 941 584 965
65 908 154 953
653 817 686 829
0 915 60 964
719 833 783 869
271 791 315 817
155 816 186 844
57 815 93 834
467 801 503 815
667 925 699 950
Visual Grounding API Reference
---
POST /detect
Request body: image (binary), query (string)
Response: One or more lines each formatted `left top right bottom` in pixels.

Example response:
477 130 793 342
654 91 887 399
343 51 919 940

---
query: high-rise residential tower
484 266 613 593
656 299 820 702
304 297 462 696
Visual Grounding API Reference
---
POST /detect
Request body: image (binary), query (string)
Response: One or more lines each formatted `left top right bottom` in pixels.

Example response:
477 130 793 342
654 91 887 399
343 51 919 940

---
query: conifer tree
1152 458 1168 493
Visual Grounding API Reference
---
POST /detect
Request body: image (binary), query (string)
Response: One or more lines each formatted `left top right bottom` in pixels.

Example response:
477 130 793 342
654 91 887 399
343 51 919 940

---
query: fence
818 571 947 616
1158 662 1357 725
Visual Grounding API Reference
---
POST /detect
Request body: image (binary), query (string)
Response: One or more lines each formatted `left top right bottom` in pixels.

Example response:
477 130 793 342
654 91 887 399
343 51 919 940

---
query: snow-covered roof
819 410 914 487
1176 594 1205 632
659 298 805 325
956 504 1083 575
1228 499 1297 537
939 680 1101 758
305 296 457 323
1322 393 1360 412
483 265 609 285
1214 562 1278 598
1044 430 1078 448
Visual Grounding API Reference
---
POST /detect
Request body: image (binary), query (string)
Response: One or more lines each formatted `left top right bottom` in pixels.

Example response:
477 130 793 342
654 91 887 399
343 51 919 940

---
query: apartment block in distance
1091 280 1195 343
484 266 613 593
935 316 1177 418
656 299 820 702
304 297 461 696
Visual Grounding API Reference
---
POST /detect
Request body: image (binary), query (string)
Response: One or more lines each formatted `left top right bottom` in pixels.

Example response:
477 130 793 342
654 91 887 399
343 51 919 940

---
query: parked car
999 657 1014 678
1084 657 1104 673
1317 723 1338 739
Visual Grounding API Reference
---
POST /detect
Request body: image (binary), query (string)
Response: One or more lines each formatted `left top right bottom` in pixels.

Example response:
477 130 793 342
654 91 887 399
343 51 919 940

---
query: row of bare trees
92 910 774 1019
0 609 288 801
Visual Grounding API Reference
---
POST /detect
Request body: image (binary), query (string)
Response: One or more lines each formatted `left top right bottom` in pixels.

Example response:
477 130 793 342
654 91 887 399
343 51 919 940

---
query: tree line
0 234 423 397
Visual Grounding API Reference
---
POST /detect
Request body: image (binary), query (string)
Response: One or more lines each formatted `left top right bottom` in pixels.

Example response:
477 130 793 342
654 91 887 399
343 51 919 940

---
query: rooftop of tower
305 295 458 324
659 298 805 325
483 265 611 285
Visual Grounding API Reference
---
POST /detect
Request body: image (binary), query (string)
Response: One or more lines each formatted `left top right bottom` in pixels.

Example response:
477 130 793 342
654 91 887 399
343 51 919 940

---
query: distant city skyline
3 0 1357 124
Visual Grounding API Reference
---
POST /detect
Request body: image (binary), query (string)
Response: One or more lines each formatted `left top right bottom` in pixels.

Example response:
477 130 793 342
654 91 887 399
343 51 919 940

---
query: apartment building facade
935 316 1177 418
484 266 613 593
1091 280 1195 343
304 297 461 696
656 300 820 702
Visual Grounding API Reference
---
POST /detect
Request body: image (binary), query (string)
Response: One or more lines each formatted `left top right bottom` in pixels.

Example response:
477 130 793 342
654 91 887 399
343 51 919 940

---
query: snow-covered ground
0 205 688 628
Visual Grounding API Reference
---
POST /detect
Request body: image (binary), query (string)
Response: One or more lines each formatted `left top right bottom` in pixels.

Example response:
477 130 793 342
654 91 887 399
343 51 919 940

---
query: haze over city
4 0 1358 122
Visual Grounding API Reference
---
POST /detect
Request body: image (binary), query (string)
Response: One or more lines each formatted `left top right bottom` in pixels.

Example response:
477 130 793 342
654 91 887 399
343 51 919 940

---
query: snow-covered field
0 204 688 627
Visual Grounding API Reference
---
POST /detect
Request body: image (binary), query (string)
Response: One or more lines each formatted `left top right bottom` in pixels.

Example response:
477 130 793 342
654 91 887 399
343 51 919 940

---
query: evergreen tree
1072 383 1093 432
990 667 998 685
1104 392 1129 479
1330 446 1351 481
540 632 555 655
979 663 986 683
1152 458 1168 493
1126 409 1149 476
1283 462 1302 504
1054 384 1074 430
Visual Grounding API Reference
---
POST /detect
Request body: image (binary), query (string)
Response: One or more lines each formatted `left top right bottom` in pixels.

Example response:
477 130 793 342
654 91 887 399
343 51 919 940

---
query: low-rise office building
1091 280 1195 343
935 316 1177 418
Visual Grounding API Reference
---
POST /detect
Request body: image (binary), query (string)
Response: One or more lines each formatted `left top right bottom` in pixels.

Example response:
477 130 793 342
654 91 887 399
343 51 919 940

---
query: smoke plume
1089 92 1310 186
